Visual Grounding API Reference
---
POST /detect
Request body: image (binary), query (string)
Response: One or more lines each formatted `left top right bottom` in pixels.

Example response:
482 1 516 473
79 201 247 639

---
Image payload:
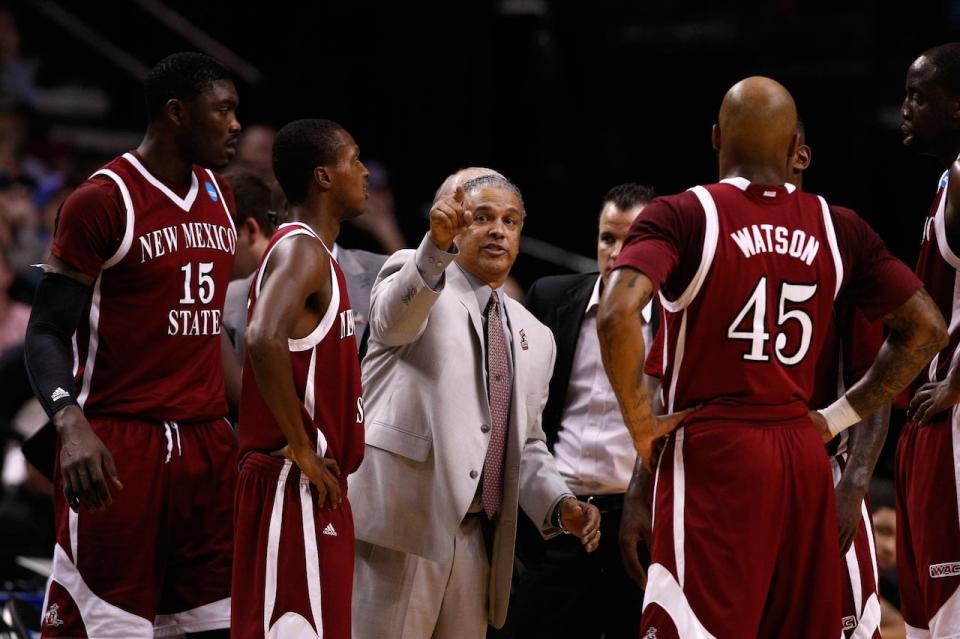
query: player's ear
795 144 812 172
244 217 260 238
786 131 800 164
165 99 185 126
313 166 333 192
711 124 721 151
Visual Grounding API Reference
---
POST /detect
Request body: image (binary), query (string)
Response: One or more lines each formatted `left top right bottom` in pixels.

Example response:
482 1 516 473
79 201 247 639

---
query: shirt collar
586 275 652 323
456 263 505 315
720 176 797 194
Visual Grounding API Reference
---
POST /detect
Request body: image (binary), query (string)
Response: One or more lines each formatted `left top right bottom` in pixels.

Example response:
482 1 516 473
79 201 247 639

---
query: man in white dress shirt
512 183 656 639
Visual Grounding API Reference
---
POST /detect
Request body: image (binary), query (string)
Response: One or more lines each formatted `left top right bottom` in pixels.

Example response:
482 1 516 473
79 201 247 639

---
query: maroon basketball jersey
656 180 842 423
52 152 236 421
914 170 959 387
238 222 364 475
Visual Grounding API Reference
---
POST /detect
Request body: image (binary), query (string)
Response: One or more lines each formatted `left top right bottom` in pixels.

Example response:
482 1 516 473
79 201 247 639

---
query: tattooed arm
814 289 947 438
597 267 694 469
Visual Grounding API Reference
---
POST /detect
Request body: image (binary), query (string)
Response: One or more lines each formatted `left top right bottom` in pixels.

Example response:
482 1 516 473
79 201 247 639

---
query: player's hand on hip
635 406 697 471
272 444 342 509
559 497 602 552
619 493 652 587
53 405 123 513
428 185 472 251
807 410 833 443
908 380 960 425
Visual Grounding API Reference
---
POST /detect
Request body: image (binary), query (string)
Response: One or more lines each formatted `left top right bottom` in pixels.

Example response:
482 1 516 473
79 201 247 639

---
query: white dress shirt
553 276 652 495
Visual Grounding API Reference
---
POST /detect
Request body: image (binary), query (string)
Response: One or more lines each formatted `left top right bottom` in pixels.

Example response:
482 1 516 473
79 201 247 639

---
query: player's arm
620 456 652 587
815 289 947 438
368 187 470 347
220 331 240 420
597 267 694 470
911 164 960 422
244 237 341 508
835 406 889 553
24 255 122 513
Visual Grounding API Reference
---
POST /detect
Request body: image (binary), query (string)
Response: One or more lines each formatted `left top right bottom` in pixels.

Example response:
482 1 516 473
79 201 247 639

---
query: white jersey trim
153 597 231 636
204 169 237 235
76 274 104 408
817 196 844 300
47 544 154 637
660 186 719 313
934 187 960 271
90 169 135 269
673 426 686 589
642 563 717 639
122 152 198 212
665 310 689 414
719 176 797 194
264 459 292 635
298 472 325 636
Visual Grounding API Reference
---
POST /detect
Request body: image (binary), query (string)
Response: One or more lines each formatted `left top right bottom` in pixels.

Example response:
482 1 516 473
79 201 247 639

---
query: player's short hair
224 170 275 235
602 183 656 212
922 43 960 97
143 52 233 122
460 175 525 215
272 119 346 206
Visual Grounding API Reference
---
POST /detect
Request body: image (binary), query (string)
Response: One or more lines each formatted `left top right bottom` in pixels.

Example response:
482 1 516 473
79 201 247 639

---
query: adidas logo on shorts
51 387 70 402
323 523 337 536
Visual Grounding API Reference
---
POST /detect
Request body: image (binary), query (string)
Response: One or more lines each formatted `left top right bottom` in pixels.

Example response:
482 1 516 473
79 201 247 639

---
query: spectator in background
509 183 655 639
870 477 906 638
234 123 276 185
348 159 407 253
0 244 28 354
0 8 37 106
222 170 274 362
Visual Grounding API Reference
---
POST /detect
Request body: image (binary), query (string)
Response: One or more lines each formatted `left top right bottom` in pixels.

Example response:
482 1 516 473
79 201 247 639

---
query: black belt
577 493 625 514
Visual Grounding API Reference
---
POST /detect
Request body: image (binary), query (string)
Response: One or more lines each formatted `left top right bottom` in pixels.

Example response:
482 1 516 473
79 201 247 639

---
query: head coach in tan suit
350 170 601 639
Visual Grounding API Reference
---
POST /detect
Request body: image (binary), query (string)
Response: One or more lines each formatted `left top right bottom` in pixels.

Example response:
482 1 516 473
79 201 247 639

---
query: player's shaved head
433 167 505 204
713 76 799 181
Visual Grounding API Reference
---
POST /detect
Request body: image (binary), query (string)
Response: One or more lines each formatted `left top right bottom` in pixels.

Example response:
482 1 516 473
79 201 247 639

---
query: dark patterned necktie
482 292 510 519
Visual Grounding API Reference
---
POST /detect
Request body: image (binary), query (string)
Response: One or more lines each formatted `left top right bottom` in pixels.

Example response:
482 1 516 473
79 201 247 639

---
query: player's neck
136 133 196 192
719 164 788 185
288 204 340 249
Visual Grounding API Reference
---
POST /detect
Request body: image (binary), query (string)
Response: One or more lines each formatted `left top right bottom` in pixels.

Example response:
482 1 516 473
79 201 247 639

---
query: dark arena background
1 0 959 636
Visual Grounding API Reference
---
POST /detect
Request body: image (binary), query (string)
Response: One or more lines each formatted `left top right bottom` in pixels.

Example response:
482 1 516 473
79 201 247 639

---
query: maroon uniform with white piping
41 152 238 638
616 178 920 639
897 169 960 638
233 222 364 639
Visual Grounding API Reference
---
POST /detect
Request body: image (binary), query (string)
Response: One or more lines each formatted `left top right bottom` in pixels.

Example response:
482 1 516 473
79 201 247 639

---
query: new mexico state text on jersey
50 151 236 421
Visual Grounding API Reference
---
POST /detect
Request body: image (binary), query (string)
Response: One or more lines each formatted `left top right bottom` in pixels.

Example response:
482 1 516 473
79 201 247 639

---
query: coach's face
597 201 644 286
455 186 523 289
181 80 242 169
902 56 959 157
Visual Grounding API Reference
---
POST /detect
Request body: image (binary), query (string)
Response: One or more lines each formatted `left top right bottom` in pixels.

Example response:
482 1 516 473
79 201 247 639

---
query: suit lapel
553 275 597 373
448 265 486 361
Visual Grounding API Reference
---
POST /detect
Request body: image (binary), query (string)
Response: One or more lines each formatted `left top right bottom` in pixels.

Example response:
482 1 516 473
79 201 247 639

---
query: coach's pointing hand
428 185 472 251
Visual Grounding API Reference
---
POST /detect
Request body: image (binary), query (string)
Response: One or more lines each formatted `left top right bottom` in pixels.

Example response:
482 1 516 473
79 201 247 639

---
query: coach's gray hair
460 175 526 216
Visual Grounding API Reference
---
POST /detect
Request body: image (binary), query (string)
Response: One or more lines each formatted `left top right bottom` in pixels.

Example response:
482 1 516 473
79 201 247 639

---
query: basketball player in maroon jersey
899 43 960 638
598 76 945 638
23 53 242 637
231 119 368 639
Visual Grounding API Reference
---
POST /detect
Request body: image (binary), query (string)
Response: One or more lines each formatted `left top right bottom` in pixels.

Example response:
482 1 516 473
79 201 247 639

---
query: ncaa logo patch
205 181 219 202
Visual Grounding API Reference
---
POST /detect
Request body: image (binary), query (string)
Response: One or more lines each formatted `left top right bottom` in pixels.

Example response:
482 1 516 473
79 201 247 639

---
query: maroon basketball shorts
896 414 960 638
639 418 843 639
231 452 354 639
830 453 882 639
40 417 237 637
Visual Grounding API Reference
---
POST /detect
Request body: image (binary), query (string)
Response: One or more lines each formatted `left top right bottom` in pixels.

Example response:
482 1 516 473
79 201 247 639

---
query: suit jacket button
481 423 491 433
470 470 479 479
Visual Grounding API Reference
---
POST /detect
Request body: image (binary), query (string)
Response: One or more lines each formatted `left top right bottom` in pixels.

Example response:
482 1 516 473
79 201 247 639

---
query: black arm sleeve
24 272 93 418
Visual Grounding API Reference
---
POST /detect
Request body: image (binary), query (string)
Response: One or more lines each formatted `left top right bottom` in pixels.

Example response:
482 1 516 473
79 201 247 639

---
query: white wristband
818 395 861 438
